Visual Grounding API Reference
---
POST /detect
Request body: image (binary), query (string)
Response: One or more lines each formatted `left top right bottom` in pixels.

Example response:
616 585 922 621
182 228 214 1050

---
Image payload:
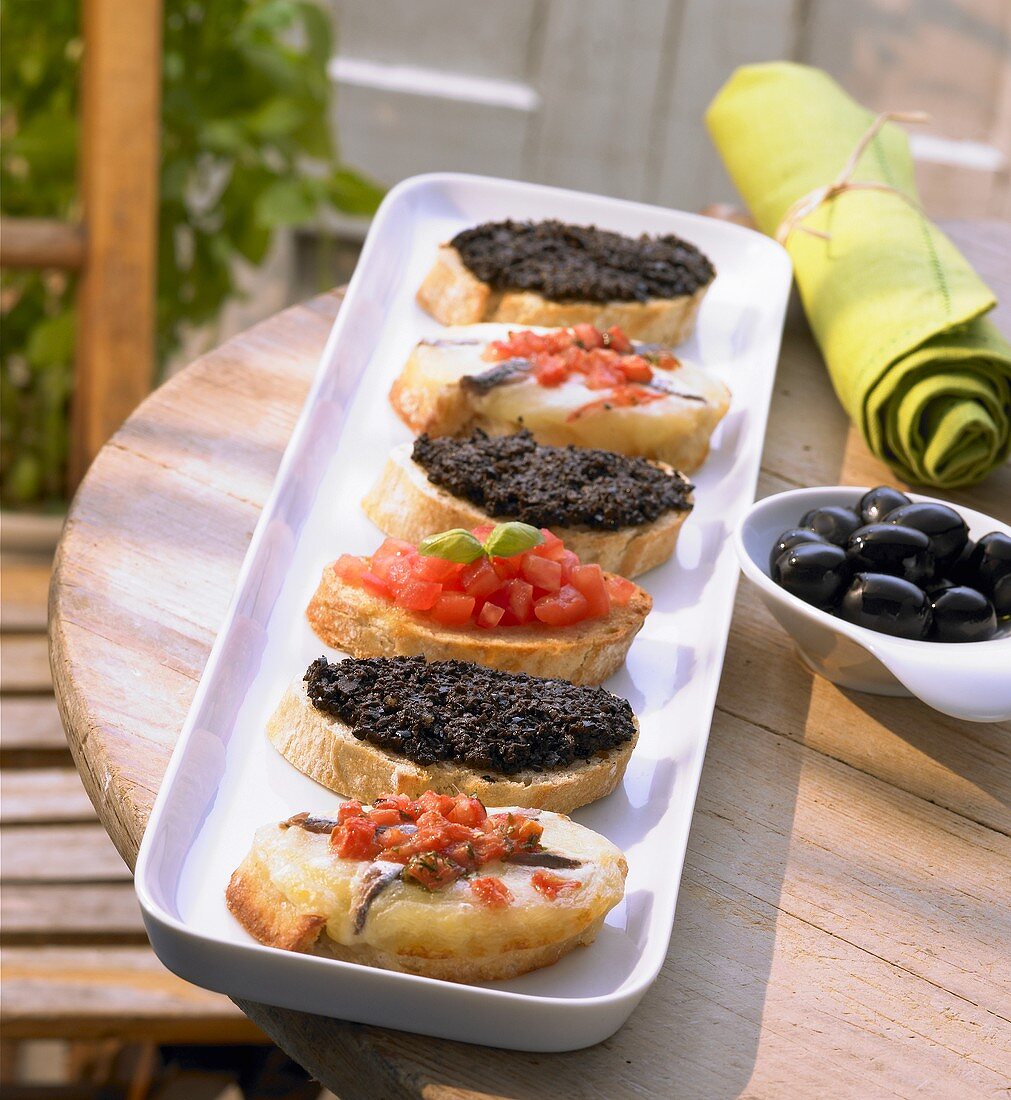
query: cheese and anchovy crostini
389 323 730 473
226 792 627 983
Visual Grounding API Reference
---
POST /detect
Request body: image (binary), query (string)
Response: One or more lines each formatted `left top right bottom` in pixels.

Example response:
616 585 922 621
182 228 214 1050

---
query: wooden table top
50 221 1010 1099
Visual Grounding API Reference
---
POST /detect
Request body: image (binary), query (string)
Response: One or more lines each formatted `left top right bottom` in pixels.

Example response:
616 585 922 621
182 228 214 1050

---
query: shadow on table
834 688 1011 832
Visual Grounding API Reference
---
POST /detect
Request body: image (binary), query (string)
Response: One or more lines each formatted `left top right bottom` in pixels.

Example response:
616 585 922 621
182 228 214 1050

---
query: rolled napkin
706 62 1011 488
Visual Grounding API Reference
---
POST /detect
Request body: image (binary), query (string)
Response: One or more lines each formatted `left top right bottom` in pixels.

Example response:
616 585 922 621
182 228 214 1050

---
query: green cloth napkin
706 62 1011 488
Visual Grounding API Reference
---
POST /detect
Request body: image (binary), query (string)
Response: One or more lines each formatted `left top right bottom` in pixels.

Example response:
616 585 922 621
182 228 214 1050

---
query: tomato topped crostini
388 322 730 473
306 522 651 685
226 791 627 983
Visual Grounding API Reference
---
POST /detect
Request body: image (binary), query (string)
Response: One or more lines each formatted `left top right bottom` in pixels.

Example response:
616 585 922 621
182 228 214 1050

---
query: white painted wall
328 0 1011 219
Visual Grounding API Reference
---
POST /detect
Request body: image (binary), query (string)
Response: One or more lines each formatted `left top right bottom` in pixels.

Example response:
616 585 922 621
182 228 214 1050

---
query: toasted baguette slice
363 443 690 578
418 243 710 345
226 806 627 983
267 678 638 813
388 325 731 474
306 566 651 686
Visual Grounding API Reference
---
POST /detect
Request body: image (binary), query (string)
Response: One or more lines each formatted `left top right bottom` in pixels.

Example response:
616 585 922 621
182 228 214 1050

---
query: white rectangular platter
135 173 793 1052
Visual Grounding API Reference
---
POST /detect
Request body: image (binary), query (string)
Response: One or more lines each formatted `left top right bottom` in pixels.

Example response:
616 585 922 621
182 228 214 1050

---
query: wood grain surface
49 223 1011 1098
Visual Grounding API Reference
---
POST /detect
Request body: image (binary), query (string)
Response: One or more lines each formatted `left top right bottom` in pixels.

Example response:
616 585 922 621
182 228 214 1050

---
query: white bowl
734 486 1011 723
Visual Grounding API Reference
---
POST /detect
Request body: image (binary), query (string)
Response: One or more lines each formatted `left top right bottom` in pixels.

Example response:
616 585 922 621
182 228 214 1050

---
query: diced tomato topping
534 355 570 387
605 573 637 607
333 554 368 584
403 852 465 891
429 591 476 627
368 807 406 827
460 558 501 600
620 355 653 382
570 564 611 619
530 870 582 900
413 555 464 583
411 791 456 817
392 578 441 611
521 553 562 591
604 326 632 353
502 578 534 623
446 795 487 827
486 324 653 394
331 530 639 632
360 571 390 599
470 877 513 908
337 799 365 824
557 549 580 583
533 584 590 626
331 816 379 860
328 794 563 896
532 528 566 561
572 323 604 348
477 602 505 629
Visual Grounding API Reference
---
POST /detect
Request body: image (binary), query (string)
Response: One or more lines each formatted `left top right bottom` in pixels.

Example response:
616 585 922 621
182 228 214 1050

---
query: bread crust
306 566 650 686
362 444 691 578
417 244 710 345
267 679 639 812
226 808 627 983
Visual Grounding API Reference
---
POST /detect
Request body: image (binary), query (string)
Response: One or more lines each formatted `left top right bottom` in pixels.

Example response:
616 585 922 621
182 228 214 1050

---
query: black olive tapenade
450 220 715 303
303 655 636 776
412 429 693 531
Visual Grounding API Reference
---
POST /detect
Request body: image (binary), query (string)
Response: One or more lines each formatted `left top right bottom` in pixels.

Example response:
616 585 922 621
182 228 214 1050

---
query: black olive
968 532 1011 617
769 527 830 572
858 486 911 525
947 538 978 586
838 573 932 639
884 502 968 569
772 542 850 608
930 586 997 643
799 505 863 546
846 524 934 585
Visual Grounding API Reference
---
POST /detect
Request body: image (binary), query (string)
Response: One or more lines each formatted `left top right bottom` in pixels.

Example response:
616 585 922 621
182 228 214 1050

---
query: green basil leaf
418 528 485 564
483 522 544 559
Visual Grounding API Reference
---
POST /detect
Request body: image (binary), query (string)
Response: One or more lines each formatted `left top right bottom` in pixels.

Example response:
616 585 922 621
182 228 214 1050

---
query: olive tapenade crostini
388 323 730 473
306 522 651 685
416 219 715 345
226 791 627 983
363 430 694 578
267 656 639 812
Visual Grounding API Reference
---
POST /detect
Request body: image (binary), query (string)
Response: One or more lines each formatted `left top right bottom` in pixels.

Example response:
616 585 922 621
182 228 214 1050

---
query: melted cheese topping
252 809 625 959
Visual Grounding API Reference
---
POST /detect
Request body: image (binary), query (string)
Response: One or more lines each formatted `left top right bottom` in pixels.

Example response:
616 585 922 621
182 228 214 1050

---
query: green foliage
1 0 383 507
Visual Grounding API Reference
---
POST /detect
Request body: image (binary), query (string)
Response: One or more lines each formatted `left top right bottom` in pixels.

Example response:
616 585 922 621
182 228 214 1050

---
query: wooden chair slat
0 636 52 693
0 946 262 1042
1 825 130 883
0 697 70 766
1 554 52 632
0 217 85 270
1 769 98 825
1 883 146 944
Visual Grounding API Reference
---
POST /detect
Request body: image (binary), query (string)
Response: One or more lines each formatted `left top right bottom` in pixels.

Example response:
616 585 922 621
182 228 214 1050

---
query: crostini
306 522 651 685
388 323 730 473
416 219 714 345
363 429 694 579
226 791 627 983
268 655 639 812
